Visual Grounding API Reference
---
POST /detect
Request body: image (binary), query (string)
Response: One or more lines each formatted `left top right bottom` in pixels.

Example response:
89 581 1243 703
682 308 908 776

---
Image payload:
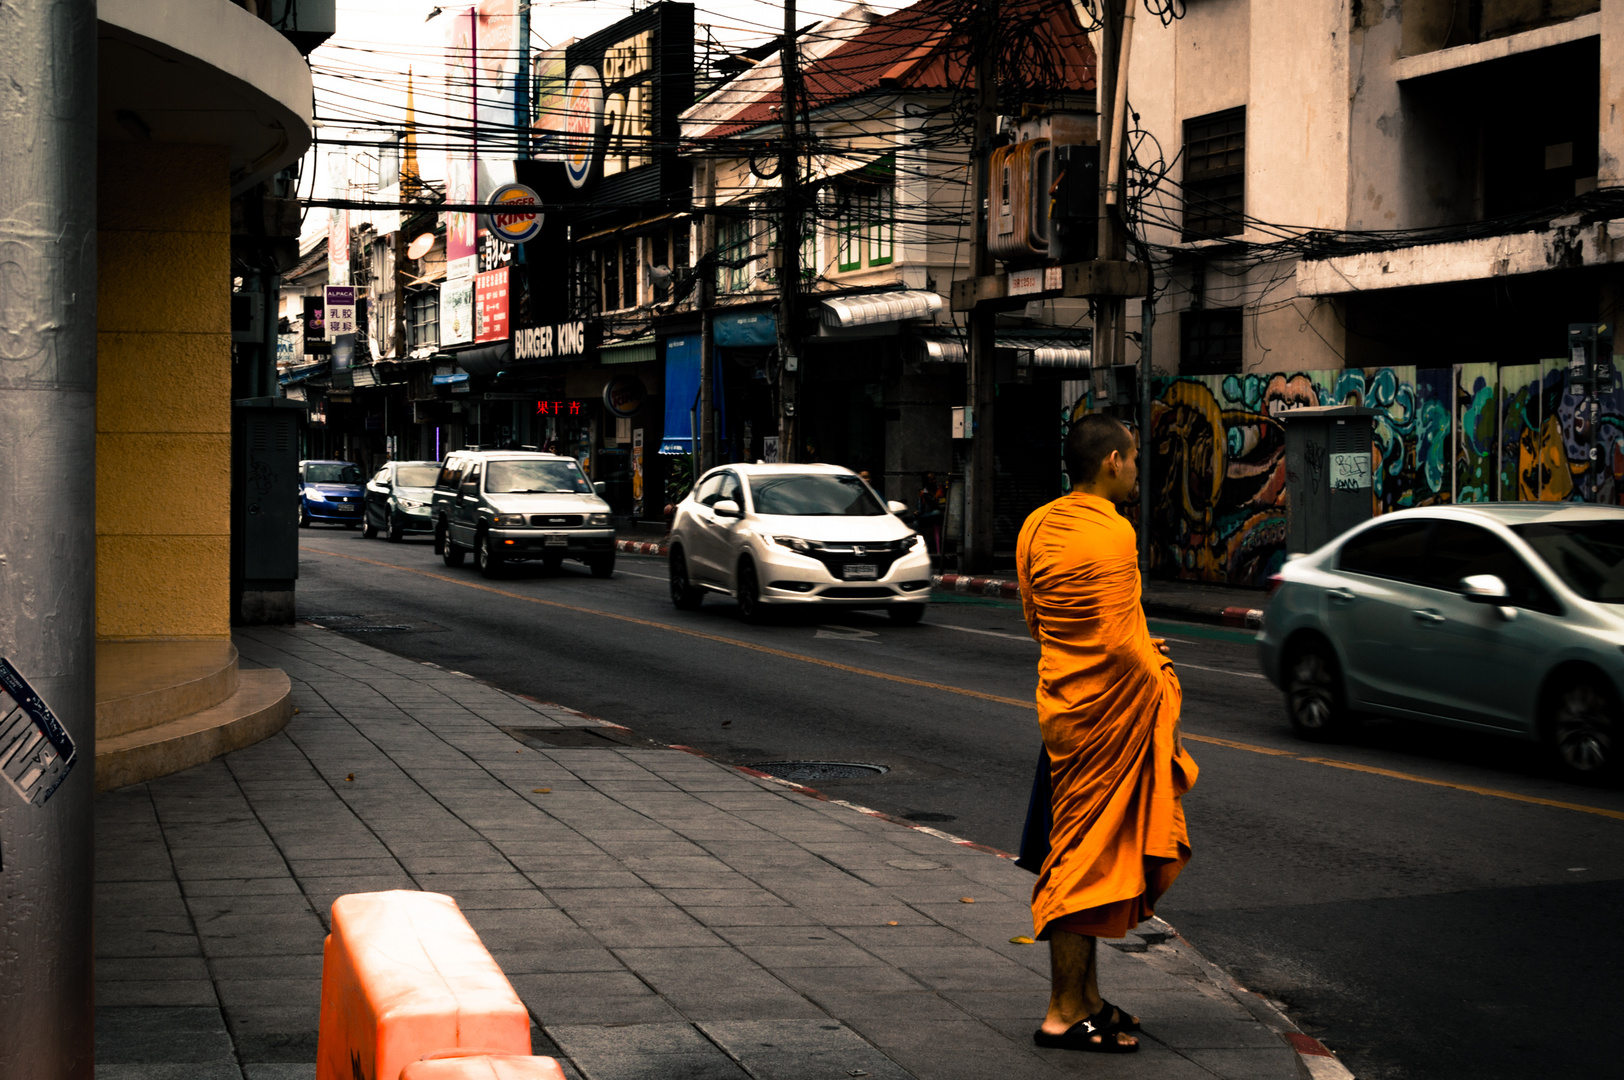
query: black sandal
1032 1006 1140 1053
1101 998 1141 1032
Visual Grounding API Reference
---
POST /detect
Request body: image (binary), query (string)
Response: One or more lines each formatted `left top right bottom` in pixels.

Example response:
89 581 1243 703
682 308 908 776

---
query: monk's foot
1101 997 1142 1032
1033 1008 1140 1053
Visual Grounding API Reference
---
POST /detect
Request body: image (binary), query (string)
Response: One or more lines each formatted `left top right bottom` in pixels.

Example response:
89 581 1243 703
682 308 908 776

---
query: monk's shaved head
1065 414 1135 486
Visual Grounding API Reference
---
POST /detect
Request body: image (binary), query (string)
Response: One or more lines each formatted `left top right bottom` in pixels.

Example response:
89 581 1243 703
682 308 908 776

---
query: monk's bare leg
1041 930 1136 1046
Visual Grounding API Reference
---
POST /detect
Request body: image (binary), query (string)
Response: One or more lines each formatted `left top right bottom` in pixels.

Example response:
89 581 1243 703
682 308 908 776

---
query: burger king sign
484 183 544 246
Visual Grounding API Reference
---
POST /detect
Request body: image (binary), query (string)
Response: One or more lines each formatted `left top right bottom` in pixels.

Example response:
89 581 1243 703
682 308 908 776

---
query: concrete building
1123 0 1624 584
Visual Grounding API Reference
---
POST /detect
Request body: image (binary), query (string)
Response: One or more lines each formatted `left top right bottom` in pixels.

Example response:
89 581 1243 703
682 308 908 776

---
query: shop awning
713 310 777 348
660 335 701 455
821 291 943 329
912 336 1092 369
446 342 512 378
715 152 888 206
432 367 470 385
602 335 657 365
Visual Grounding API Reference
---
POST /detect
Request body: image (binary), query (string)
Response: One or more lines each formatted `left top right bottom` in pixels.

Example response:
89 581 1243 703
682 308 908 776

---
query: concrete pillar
0 0 99 1076
1600 0 1624 184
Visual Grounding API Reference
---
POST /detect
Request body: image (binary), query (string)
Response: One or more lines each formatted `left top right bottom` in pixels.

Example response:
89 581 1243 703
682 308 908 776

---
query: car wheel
736 559 768 624
1284 637 1351 742
889 603 926 626
587 551 616 579
362 513 378 539
299 505 311 528
1544 676 1619 779
669 549 703 610
441 525 465 568
387 515 405 543
476 530 503 578
434 520 447 555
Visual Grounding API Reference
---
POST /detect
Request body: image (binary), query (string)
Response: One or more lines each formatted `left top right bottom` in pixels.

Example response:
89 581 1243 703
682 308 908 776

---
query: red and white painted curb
616 539 668 556
933 572 1022 600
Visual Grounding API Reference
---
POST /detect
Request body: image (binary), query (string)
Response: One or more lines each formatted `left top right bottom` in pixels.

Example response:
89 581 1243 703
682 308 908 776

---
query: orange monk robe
1016 492 1198 940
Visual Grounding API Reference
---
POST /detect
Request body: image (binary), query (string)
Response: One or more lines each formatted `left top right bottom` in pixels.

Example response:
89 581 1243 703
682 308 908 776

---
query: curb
612 544 1266 631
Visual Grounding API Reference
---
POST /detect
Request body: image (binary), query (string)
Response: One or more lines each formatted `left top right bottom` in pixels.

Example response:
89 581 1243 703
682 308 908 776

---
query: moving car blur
362 460 441 542
1259 503 1624 778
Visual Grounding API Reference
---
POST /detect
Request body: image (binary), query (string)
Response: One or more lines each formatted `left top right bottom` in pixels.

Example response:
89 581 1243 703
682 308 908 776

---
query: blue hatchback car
298 460 366 527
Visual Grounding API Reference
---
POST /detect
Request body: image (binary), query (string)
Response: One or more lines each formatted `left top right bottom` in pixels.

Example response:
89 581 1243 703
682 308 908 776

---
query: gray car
431 450 616 578
362 460 442 542
1258 503 1624 778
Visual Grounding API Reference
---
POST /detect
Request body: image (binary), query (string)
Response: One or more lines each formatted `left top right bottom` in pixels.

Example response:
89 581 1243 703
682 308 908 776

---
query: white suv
667 464 933 623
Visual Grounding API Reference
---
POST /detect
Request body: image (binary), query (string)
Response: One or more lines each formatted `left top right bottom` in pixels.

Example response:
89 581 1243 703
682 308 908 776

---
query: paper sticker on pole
483 183 543 245
0 658 77 807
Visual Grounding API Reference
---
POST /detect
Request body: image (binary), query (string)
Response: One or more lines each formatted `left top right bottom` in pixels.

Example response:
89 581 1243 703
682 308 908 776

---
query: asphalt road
294 527 1624 1080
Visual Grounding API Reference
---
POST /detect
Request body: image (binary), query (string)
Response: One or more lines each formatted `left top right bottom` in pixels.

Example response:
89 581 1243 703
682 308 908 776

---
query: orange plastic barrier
315 891 531 1080
401 1054 568 1080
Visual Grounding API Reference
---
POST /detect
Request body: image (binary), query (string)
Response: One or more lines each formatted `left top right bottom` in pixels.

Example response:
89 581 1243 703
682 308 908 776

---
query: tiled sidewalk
95 624 1308 1080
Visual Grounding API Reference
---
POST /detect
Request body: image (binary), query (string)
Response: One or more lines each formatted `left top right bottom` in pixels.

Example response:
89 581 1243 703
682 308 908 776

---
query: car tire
587 552 615 579
736 559 768 624
1543 675 1619 779
387 515 405 543
299 505 311 528
475 530 503 578
669 549 704 610
362 515 378 539
1284 637 1352 742
441 525 465 567
888 603 927 626
434 520 447 555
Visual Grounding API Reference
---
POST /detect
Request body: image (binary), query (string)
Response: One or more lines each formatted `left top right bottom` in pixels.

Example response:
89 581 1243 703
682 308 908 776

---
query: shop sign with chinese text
475 266 510 343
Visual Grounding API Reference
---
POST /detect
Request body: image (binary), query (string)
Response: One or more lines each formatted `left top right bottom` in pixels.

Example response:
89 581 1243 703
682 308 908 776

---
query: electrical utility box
231 397 303 625
1281 405 1378 554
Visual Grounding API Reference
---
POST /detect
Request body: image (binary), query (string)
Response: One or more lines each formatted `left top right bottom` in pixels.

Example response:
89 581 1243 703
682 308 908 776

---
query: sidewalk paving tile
91 625 1305 1080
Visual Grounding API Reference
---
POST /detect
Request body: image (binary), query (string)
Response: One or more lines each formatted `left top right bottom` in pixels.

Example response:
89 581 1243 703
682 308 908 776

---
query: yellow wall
97 143 232 640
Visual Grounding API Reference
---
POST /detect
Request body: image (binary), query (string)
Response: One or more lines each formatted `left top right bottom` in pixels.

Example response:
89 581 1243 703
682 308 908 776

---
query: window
486 459 592 494
867 186 894 266
649 232 669 303
1424 521 1559 613
304 462 363 484
717 471 743 508
749 473 886 517
834 182 895 272
1183 107 1245 239
1338 519 1429 581
602 247 620 311
1514 519 1624 604
718 215 754 293
458 465 481 497
407 289 439 349
1181 309 1243 375
620 239 637 310
693 472 726 506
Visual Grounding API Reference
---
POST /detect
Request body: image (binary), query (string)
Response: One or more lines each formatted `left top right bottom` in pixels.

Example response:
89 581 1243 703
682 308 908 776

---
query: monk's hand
1151 637 1171 657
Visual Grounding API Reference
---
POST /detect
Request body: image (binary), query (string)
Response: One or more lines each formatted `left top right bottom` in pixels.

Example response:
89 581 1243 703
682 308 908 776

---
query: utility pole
775 0 801 464
963 4 999 573
699 161 716 470
0 0 97 1075
1138 297 1154 568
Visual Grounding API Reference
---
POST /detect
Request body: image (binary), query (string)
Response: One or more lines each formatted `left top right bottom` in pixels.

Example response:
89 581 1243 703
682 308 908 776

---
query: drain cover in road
745 761 889 782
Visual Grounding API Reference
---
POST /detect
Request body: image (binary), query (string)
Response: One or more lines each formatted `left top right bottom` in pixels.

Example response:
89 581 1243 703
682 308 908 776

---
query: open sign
485 183 544 245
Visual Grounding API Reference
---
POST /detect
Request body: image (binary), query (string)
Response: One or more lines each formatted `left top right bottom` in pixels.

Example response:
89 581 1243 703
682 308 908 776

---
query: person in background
916 472 944 555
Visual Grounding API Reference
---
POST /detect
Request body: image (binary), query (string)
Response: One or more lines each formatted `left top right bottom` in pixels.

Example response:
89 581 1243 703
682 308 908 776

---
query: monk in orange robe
1016 414 1198 1053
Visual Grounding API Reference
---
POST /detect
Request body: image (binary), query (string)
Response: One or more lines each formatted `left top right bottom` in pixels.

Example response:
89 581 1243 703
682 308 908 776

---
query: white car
668 464 934 623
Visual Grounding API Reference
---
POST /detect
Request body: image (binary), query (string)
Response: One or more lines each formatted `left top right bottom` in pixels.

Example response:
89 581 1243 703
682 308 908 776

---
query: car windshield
305 463 362 484
1512 520 1624 603
485 459 592 494
394 465 440 488
750 473 886 516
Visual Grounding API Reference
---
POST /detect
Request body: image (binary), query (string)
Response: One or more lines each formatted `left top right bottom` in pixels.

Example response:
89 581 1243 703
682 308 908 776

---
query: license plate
335 503 358 512
842 563 878 580
544 534 568 547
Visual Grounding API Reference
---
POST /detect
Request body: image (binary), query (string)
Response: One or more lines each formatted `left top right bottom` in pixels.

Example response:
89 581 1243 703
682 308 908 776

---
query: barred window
1182 107 1245 240
407 289 439 349
1180 308 1243 375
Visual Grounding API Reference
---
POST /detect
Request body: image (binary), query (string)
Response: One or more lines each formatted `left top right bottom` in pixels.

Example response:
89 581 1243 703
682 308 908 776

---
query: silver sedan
1258 503 1624 778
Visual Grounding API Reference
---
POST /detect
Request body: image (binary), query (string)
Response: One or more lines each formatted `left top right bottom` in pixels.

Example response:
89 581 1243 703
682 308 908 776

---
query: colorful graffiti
1144 363 1624 587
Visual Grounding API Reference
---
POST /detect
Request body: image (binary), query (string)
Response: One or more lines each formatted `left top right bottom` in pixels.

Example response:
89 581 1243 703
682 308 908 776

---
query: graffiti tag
1330 452 1372 491
1304 439 1326 494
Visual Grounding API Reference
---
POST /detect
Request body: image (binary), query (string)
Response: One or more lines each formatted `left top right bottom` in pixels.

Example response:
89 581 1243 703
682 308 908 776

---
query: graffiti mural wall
1134 362 1624 587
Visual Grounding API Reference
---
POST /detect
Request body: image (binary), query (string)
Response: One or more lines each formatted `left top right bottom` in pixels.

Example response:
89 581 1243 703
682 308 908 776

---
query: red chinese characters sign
474 265 510 343
535 399 585 416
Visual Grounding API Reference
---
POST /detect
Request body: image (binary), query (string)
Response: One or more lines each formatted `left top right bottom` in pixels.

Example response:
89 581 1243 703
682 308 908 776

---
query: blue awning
432 370 470 385
660 336 701 455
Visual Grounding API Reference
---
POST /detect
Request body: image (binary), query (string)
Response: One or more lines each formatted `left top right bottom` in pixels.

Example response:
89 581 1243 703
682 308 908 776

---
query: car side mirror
1461 574 1517 621
886 500 908 515
594 481 607 497
713 498 742 518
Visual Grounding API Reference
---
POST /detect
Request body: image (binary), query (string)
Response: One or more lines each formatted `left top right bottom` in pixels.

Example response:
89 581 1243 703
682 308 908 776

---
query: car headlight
908 533 926 550
771 535 816 555
305 489 327 502
588 513 612 526
492 514 528 526
397 498 425 509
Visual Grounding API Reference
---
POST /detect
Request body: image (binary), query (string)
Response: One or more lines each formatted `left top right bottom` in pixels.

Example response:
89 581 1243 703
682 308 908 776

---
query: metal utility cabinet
1281 405 1379 554
231 397 303 623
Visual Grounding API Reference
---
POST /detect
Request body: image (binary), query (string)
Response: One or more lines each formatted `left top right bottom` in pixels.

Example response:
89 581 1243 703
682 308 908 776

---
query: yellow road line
303 545 1624 823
